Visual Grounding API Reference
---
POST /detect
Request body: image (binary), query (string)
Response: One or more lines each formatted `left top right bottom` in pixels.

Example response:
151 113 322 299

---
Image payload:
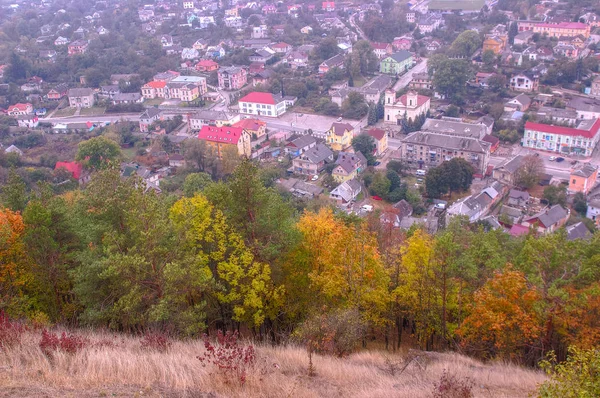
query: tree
429 55 472 102
342 92 369 119
482 50 497 68
425 159 474 198
370 172 391 198
352 134 376 165
4 53 29 82
450 30 482 57
2 169 27 212
182 172 213 197
488 74 507 93
314 37 339 60
76 136 121 169
538 347 600 398
543 185 567 207
514 155 544 189
573 192 587 216
508 22 518 45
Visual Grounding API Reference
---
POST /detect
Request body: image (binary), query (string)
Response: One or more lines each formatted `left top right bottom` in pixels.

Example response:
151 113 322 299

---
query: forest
1 159 600 370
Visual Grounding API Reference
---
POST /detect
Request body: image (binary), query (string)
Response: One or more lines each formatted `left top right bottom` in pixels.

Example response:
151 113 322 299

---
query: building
197 125 251 157
523 119 600 156
141 81 167 99
492 155 526 186
319 53 345 74
409 73 432 90
591 76 600 97
67 40 88 55
16 115 39 128
380 51 413 75
332 151 368 183
371 42 393 59
566 222 592 241
292 143 334 175
366 128 388 156
330 179 362 203
188 110 240 130
231 118 266 138
517 21 590 39
238 92 288 117
569 164 598 194
507 189 530 207
112 93 143 105
68 88 95 108
510 73 539 92
55 161 85 183
521 205 569 234
326 122 355 151
286 135 317 157
6 103 33 116
446 182 504 223
482 35 507 54
567 96 600 120
384 91 430 124
54 36 69 46
196 60 219 72
139 108 163 133
400 132 491 173
218 67 247 90
586 198 600 226
504 93 531 112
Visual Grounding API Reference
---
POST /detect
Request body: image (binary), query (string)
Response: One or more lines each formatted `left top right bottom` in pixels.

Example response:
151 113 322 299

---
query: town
1 0 600 237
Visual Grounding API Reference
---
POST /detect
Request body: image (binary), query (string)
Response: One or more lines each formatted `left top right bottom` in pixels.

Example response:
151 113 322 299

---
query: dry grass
0 330 546 398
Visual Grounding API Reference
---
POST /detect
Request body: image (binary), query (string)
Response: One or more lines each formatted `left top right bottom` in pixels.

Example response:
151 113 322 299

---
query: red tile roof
196 59 218 67
399 93 430 107
239 92 276 105
232 118 266 131
525 119 600 139
535 22 588 29
198 125 245 144
371 42 390 50
367 128 386 141
271 42 290 48
10 103 32 111
144 81 167 89
55 161 83 180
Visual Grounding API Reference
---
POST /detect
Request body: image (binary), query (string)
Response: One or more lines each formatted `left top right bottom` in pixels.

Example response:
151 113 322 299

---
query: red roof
371 42 390 50
196 59 218 67
145 81 167 89
239 92 276 105
535 22 588 29
198 125 245 144
509 224 530 237
55 161 83 180
10 103 32 111
271 42 290 49
367 128 386 141
232 118 266 131
524 119 600 139
399 93 430 107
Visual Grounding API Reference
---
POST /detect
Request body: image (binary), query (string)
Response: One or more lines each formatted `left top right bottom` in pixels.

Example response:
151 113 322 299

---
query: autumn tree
75 136 121 169
515 155 544 189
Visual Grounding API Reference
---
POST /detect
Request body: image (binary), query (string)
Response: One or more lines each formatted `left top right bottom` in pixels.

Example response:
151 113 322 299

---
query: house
292 143 334 175
513 30 534 46
54 161 85 183
285 135 317 157
569 164 598 194
366 128 388 156
139 108 163 133
523 119 600 157
195 59 219 73
507 189 530 207
371 42 393 59
231 118 266 138
510 73 539 92
446 182 504 223
181 48 199 60
492 155 525 186
517 21 590 39
591 76 600 97
141 81 167 99
47 83 69 100
188 110 239 129
286 51 309 69
522 205 569 234
380 51 413 75
5 145 23 156
384 90 430 125
322 1 335 11
16 115 39 128
160 35 174 48
271 42 292 53
326 122 355 151
319 53 345 74
168 153 185 168
566 222 591 241
535 107 578 125
112 93 143 105
482 135 500 153
67 40 88 56
300 26 313 35
330 179 362 203
482 35 507 54
100 84 120 98
67 88 95 108
249 49 274 63
97 26 109 35
504 93 531 112
567 97 600 120
586 198 600 226
554 44 579 59
54 36 69 46
6 103 33 116
238 92 288 117
421 118 492 139
218 67 247 90
197 125 251 157
332 151 368 183
393 37 412 51
410 73 433 90
182 1 194 9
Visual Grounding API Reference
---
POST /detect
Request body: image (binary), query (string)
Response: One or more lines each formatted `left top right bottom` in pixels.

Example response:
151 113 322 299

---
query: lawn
80 107 106 116
52 107 76 117
121 146 139 161
144 98 164 106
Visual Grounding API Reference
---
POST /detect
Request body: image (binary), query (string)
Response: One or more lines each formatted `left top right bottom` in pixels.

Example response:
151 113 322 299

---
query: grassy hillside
0 329 546 398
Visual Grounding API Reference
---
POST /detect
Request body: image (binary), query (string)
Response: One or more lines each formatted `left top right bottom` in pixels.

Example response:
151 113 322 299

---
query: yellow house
332 151 367 183
366 128 389 156
197 125 251 158
327 122 354 151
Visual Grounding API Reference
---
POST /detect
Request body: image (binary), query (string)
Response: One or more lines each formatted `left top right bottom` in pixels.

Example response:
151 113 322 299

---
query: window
573 179 576 184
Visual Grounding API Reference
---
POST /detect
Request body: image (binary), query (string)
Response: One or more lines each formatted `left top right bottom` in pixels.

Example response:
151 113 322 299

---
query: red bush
432 369 474 398
39 329 87 356
0 311 25 349
198 331 256 385
140 332 171 352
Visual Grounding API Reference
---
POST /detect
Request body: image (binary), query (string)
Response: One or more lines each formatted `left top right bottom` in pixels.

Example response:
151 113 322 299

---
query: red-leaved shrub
0 311 25 349
198 330 256 385
140 331 171 352
39 329 87 356
432 369 474 398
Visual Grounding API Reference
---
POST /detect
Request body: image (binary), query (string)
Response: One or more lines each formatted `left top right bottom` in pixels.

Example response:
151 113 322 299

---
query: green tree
370 172 391 198
183 172 213 197
75 136 121 169
341 92 369 119
508 22 518 45
351 134 376 165
543 185 567 207
573 192 587 216
429 55 473 102
514 155 544 189
450 30 482 57
538 347 600 397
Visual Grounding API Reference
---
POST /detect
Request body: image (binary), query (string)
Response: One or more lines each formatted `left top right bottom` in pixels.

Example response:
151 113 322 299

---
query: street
393 58 428 91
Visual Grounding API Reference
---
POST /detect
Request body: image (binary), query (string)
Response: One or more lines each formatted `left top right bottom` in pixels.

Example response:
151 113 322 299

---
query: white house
238 92 288 117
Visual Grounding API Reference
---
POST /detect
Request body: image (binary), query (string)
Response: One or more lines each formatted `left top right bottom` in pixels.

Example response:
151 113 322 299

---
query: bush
432 369 474 398
0 311 25 349
538 347 600 397
197 330 256 385
39 329 88 356
140 331 172 352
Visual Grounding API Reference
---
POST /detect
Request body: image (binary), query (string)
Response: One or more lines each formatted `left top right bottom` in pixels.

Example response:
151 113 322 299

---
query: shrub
538 347 600 397
140 331 172 352
39 330 87 356
432 369 474 398
197 330 256 385
0 311 25 349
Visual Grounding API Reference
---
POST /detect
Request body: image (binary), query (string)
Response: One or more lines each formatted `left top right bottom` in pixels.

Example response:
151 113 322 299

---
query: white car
311 175 319 181
549 156 556 161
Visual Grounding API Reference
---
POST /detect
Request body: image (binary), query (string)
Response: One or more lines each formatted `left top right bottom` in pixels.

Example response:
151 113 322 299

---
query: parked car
311 175 319 181
373 161 381 166
337 117 342 122
571 160 578 165
372 195 383 201
549 156 556 161
556 157 565 163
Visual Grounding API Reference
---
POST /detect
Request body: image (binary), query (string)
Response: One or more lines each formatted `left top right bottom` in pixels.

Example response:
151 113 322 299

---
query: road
348 12 368 41
393 58 428 91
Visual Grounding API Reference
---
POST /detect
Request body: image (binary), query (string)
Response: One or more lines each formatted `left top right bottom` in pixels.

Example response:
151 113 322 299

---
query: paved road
349 12 368 41
393 59 428 91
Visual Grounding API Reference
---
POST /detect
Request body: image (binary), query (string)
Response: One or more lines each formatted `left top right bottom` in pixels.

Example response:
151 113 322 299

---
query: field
0 329 547 398
428 0 486 11
79 107 106 116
